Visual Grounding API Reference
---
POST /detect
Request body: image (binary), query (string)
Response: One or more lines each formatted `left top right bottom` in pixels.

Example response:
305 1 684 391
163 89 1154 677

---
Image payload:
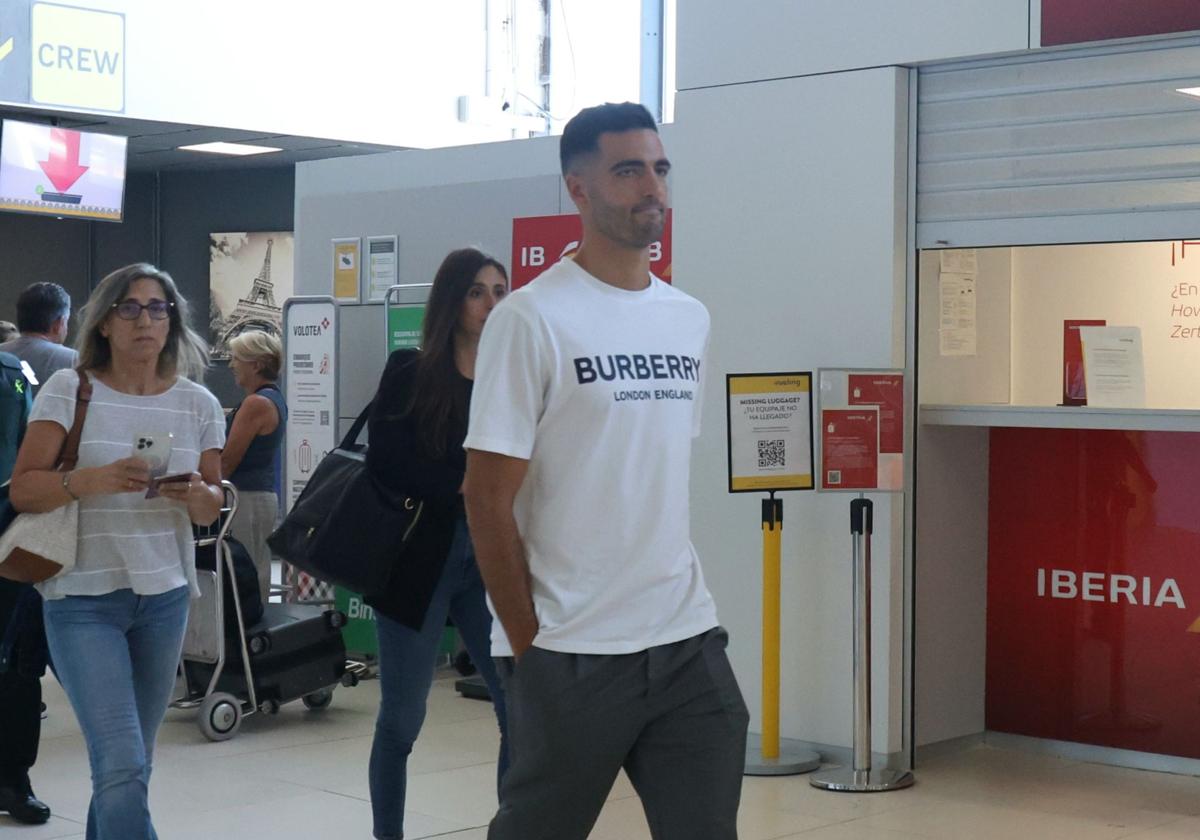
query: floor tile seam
406 759 501 778
1108 813 1194 839
771 813 916 837
402 807 488 834
166 732 376 763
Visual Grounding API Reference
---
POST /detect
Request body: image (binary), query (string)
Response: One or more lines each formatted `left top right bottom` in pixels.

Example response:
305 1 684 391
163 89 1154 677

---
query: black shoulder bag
267 403 423 597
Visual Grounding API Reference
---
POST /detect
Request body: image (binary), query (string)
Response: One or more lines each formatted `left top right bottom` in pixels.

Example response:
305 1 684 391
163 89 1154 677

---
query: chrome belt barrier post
811 496 914 792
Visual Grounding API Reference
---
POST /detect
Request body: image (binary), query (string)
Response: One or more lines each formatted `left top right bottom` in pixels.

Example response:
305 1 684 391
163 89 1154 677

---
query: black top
227 384 287 492
363 349 472 629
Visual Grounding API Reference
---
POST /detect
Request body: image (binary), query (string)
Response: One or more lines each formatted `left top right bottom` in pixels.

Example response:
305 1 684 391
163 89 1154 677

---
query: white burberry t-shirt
465 258 719 656
32 369 226 600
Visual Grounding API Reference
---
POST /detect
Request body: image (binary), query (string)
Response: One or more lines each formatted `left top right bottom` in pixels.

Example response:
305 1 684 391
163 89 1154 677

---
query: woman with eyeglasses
10 263 225 840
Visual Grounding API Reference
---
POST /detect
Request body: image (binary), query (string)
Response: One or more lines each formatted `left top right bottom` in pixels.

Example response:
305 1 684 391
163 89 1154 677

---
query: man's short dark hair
560 102 658 175
16 282 71 334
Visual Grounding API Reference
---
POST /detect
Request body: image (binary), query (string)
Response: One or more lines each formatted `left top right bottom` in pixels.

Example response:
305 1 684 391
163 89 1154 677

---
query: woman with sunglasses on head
10 263 225 840
365 248 510 840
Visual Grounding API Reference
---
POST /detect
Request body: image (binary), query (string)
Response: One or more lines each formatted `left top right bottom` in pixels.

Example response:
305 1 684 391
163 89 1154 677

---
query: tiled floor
11 671 1200 839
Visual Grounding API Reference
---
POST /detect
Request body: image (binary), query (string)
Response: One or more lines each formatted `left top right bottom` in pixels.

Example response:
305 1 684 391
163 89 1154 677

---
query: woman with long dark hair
365 247 509 840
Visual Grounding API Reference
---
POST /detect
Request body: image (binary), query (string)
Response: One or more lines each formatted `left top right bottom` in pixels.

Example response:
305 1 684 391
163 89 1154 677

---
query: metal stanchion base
744 734 821 776
810 767 914 792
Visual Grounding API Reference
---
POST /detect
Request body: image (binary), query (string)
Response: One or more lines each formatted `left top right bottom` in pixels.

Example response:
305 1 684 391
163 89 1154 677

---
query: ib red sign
511 211 673 290
987 427 1200 758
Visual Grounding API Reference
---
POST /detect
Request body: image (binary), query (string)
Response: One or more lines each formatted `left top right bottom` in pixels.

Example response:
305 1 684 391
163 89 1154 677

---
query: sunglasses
111 299 173 321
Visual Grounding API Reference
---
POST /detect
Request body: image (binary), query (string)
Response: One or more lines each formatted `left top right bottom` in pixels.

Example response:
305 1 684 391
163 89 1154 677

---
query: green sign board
335 586 379 658
387 304 425 353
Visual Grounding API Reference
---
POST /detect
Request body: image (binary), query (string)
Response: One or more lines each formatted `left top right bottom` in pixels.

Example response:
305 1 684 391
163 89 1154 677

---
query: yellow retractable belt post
744 492 819 776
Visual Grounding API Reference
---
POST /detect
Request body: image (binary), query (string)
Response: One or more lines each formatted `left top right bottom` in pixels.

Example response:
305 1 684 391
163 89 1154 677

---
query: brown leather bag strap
57 368 93 472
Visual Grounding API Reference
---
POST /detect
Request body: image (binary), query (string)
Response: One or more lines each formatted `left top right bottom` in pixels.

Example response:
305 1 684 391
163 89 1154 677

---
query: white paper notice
1079 326 1146 408
366 236 398 303
939 271 977 356
940 249 978 274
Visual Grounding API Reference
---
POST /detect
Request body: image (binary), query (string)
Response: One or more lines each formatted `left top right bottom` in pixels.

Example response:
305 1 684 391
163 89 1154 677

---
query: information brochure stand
727 372 819 776
811 368 913 793
281 297 339 605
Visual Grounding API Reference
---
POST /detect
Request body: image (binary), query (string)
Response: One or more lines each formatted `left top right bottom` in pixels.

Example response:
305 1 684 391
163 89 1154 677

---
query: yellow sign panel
726 371 815 493
333 239 361 301
31 3 125 113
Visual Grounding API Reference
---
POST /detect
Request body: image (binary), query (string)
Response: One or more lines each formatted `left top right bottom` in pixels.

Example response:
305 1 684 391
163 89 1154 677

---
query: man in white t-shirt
464 102 748 840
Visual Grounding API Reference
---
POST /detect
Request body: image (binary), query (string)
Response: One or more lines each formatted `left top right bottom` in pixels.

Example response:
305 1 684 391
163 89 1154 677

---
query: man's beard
594 201 665 249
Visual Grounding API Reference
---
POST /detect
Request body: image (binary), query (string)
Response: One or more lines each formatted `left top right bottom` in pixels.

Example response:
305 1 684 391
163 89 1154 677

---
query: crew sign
31 2 125 113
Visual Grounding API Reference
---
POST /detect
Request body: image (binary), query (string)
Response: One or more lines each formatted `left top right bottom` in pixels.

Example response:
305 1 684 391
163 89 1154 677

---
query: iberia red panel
510 211 673 290
987 427 1200 758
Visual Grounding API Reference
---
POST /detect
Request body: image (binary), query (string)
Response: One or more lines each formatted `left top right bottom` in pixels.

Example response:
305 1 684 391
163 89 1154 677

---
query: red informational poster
820 409 878 490
987 427 1200 759
1062 319 1105 406
847 373 903 454
510 211 673 290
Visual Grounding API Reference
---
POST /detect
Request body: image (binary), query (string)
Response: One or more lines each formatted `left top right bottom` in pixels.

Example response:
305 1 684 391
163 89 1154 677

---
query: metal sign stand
745 493 821 776
811 497 914 792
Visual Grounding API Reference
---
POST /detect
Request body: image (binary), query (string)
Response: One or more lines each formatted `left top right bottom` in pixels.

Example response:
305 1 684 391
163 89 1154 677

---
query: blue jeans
43 586 190 840
369 518 508 840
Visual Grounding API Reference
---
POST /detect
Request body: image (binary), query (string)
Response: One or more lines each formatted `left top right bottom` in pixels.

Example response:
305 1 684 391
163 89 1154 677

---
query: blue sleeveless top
228 384 287 493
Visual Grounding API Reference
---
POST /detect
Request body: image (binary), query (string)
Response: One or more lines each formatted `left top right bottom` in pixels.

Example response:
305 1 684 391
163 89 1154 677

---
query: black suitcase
188 603 347 709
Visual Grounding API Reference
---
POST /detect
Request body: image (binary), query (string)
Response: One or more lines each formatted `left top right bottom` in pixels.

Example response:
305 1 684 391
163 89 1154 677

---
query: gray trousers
489 626 749 840
227 490 279 603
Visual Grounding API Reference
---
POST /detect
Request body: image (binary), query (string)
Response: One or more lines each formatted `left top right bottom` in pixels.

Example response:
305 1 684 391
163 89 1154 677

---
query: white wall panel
672 68 910 753
917 37 1200 248
677 0 1027 90
294 137 569 423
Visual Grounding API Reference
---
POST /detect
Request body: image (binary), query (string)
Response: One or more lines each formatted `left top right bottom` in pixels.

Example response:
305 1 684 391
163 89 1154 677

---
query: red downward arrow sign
39 128 89 193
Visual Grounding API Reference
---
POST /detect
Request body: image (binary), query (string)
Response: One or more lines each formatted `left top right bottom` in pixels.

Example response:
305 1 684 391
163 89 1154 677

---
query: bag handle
341 399 374 450
57 369 93 472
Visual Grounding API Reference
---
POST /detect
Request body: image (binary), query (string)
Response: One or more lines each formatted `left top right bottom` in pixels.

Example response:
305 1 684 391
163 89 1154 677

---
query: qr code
827 470 842 485
757 439 785 469
319 411 330 426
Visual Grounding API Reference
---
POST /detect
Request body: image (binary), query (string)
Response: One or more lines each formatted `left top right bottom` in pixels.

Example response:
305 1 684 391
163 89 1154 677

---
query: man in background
0 351 45 824
0 282 75 826
0 282 77 392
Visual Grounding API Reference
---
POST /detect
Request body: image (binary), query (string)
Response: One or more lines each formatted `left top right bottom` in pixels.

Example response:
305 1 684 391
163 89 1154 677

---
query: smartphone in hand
133 433 174 497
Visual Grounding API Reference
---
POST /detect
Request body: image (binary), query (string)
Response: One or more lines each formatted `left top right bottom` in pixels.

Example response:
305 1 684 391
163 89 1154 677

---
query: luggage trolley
173 481 354 741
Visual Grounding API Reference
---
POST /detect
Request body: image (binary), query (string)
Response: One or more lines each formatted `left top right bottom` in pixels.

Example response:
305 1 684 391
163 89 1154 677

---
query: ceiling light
1176 87 1200 98
177 141 282 156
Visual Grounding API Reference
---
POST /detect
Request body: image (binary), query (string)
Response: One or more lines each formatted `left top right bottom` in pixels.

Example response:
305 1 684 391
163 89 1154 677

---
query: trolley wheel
453 650 477 677
197 692 242 742
340 671 360 688
248 634 270 656
259 698 281 715
302 688 334 710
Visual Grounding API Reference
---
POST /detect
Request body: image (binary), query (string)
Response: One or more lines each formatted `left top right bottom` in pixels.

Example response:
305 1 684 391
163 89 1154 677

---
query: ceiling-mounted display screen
0 120 127 222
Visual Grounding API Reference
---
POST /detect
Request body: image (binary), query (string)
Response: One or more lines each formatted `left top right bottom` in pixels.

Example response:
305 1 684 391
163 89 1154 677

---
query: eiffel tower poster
209 232 295 361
